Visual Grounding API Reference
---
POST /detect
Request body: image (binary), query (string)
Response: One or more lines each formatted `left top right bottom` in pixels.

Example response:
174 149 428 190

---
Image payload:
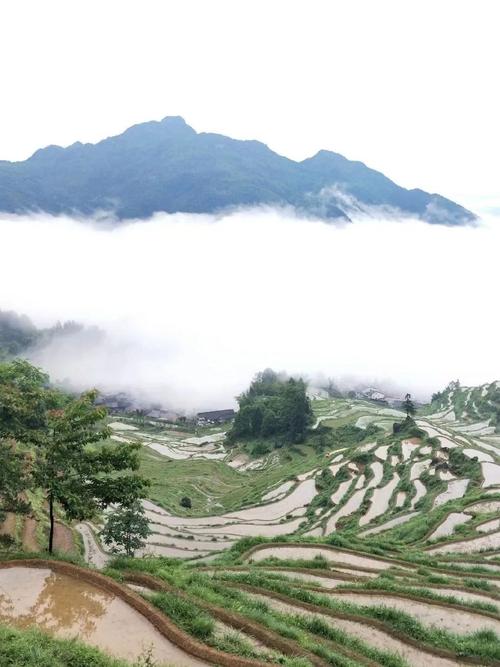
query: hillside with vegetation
430 380 500 429
1 367 500 667
0 309 96 361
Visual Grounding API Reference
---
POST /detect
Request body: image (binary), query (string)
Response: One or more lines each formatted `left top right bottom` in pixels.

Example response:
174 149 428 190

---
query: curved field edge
0 558 273 667
115 566 411 667
215 575 500 665
111 555 500 666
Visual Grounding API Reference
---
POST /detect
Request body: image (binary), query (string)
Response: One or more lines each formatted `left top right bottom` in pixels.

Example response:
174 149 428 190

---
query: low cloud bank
0 208 498 410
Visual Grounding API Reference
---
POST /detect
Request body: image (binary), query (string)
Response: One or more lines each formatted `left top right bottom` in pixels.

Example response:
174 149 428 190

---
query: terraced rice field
55 538 500 666
75 394 500 566
6 390 499 665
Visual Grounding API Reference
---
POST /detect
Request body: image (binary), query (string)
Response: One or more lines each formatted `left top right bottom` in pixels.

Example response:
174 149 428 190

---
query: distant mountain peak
0 117 476 224
160 115 189 126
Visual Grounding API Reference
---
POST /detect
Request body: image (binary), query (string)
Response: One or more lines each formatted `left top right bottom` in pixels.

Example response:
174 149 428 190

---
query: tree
0 439 30 519
230 370 313 444
282 378 313 443
0 359 150 553
180 496 192 509
100 501 151 557
0 360 58 521
0 359 56 441
32 389 149 553
402 393 416 418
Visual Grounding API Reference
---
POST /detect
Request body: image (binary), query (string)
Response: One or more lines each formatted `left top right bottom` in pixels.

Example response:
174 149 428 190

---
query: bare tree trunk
48 492 54 554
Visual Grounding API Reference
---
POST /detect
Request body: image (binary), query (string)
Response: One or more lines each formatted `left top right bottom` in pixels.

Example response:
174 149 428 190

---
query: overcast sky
1 0 498 210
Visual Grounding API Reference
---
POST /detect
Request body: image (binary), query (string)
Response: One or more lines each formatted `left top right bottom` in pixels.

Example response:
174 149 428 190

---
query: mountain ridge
0 116 475 224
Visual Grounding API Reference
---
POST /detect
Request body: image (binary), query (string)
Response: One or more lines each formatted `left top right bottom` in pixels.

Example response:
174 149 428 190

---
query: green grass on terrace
139 444 328 516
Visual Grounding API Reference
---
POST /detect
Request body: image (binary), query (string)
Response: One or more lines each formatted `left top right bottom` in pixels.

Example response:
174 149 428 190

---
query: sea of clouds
0 207 498 411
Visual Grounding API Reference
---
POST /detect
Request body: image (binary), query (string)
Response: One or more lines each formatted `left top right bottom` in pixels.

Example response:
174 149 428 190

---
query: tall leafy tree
0 439 30 519
26 391 147 552
282 378 313 443
0 359 55 440
0 359 150 552
32 389 149 553
402 393 416 418
100 501 151 557
230 370 313 444
0 360 56 521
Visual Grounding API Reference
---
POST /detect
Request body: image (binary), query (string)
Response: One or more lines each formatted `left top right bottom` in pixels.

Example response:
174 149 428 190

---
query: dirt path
327 591 500 636
53 522 76 554
0 512 16 539
75 522 111 568
246 591 465 667
22 518 40 552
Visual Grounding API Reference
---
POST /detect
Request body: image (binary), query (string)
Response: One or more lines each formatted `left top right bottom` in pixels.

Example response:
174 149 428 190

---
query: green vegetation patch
211 569 500 662
0 624 133 667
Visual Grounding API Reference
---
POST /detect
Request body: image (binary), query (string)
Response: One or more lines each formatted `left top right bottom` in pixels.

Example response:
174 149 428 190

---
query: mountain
0 116 475 224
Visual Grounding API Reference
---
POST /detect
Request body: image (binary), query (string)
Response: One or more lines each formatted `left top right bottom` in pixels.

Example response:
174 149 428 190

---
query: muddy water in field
429 587 500 610
463 448 494 462
325 488 366 533
329 591 500 635
186 517 304 537
427 531 500 554
467 500 500 514
0 567 207 666
261 480 294 501
331 479 353 504
428 512 472 540
401 439 420 461
359 473 400 526
395 491 406 507
410 459 431 481
433 479 470 508
482 462 500 487
478 519 500 533
359 512 419 537
248 546 394 570
248 592 463 667
411 479 427 509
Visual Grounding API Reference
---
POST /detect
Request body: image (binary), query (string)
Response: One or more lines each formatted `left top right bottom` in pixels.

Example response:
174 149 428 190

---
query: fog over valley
1 208 498 410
